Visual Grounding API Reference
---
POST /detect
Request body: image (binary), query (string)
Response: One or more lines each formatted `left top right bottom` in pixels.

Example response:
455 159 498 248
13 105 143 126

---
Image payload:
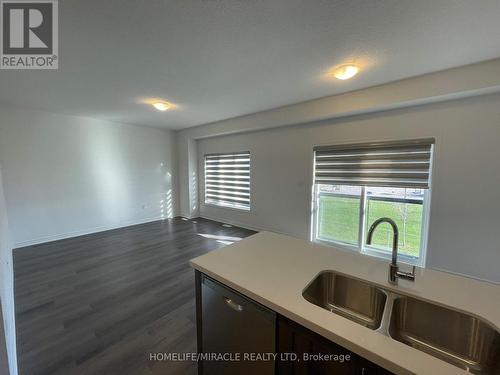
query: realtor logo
1 0 58 69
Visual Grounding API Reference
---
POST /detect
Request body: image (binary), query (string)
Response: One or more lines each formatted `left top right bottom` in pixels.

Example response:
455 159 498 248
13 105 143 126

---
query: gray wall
176 58 500 218
0 107 177 247
0 166 17 375
197 93 500 284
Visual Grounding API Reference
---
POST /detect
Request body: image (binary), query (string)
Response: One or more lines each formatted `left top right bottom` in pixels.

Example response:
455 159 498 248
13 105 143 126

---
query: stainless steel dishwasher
200 275 276 375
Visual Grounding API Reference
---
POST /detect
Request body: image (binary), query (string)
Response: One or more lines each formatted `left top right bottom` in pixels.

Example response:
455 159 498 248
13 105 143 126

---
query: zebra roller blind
314 139 434 188
204 151 251 210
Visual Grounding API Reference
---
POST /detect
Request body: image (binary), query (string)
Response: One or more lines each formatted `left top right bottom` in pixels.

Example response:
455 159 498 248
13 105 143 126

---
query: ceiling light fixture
333 64 359 80
152 101 171 111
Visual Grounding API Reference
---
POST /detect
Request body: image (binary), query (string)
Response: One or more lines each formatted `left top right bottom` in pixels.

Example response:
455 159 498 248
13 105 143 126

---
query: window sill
203 202 251 213
315 237 359 253
362 247 423 267
313 238 423 267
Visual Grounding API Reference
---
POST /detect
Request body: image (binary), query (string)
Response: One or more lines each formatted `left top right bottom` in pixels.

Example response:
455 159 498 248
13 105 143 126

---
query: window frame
203 151 252 212
313 187 363 251
311 182 432 267
310 156 436 268
361 188 431 266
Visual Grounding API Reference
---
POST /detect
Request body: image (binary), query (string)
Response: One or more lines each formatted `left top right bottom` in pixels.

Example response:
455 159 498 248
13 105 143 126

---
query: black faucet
366 217 415 285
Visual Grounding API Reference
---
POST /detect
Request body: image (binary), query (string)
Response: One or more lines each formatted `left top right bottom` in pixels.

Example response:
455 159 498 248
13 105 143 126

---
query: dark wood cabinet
277 316 393 375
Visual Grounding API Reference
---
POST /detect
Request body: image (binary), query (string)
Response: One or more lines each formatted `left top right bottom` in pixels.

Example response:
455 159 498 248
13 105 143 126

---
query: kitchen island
190 231 500 375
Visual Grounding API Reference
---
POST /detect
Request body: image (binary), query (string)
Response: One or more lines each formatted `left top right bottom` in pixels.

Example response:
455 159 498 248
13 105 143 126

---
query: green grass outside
318 195 423 257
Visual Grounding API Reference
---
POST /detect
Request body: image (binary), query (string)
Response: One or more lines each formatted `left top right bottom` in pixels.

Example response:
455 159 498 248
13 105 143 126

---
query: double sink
303 271 500 374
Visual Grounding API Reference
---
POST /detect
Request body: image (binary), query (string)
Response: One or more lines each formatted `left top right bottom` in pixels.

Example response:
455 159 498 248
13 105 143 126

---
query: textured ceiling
1 0 500 129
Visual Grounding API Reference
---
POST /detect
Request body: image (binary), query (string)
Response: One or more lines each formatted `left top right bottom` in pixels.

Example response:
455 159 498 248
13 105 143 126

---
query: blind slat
204 151 251 210
314 139 434 189
205 183 250 191
206 160 250 164
315 161 430 170
205 180 250 186
206 153 249 159
315 165 430 172
205 170 250 176
205 165 250 170
316 171 429 181
205 189 250 197
206 195 250 204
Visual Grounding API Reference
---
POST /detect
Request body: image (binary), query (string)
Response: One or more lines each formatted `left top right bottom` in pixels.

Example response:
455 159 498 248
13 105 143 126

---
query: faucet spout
367 217 399 265
366 217 415 285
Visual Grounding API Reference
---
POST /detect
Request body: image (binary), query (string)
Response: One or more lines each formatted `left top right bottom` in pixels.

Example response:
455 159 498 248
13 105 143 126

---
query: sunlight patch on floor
196 233 242 245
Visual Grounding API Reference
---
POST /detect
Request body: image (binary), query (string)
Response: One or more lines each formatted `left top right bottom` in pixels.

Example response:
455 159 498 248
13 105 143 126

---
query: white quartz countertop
190 231 500 375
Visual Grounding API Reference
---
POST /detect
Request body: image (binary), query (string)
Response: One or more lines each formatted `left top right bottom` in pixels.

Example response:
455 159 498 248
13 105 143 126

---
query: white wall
176 134 198 220
196 93 500 284
0 107 177 247
0 166 17 375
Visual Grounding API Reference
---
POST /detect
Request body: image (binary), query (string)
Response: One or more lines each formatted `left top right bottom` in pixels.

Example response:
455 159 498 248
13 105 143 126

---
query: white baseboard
197 214 295 238
12 216 167 248
198 214 264 232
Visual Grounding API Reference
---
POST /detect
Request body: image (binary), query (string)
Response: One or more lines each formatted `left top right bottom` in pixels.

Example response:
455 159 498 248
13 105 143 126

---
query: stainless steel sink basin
303 271 500 374
389 296 500 375
302 271 387 329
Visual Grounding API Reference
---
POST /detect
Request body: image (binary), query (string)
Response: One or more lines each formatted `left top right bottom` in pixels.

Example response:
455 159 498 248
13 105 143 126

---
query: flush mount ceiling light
139 98 178 111
332 64 359 80
152 101 171 111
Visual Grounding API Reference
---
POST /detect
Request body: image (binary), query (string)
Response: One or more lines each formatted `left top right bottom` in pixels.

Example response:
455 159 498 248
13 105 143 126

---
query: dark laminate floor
14 217 256 375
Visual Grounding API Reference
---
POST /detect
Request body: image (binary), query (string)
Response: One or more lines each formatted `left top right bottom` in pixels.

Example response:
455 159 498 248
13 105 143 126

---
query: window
204 151 251 211
312 139 434 266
